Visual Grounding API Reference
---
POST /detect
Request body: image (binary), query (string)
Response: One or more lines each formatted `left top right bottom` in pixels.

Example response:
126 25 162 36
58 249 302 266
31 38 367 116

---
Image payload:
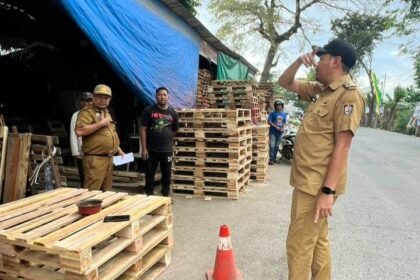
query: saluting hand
300 47 318 68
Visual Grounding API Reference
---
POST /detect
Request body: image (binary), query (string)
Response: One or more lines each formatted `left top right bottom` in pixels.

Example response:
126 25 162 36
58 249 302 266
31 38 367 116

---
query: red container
77 199 102 216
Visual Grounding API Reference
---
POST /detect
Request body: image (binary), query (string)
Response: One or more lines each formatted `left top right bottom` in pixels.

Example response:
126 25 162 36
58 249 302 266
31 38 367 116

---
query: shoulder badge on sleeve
344 104 353 115
344 81 356 89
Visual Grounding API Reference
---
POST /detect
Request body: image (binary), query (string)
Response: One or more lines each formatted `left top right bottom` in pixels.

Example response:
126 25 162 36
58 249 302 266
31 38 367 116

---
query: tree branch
277 4 295 14
255 13 273 42
275 0 302 43
301 0 320 12
318 1 354 13
299 26 312 46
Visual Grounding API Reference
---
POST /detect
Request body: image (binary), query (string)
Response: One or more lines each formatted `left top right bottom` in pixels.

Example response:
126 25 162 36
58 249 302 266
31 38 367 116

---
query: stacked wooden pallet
206 80 259 111
0 188 172 280
173 109 253 200
257 82 274 113
196 69 212 108
251 125 270 183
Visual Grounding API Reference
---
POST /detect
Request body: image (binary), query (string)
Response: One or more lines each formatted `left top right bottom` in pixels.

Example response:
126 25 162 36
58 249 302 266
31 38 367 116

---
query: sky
196 0 419 98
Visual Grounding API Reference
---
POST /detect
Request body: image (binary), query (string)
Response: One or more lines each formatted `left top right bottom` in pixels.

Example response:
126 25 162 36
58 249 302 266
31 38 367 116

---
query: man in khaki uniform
76 84 124 191
278 38 365 280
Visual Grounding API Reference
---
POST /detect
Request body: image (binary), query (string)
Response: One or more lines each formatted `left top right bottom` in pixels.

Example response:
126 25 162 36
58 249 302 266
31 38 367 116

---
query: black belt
85 153 113 157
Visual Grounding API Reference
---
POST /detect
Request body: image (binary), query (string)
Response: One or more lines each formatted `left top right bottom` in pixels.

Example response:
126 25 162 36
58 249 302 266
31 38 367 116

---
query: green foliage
386 0 419 34
179 0 201 16
392 106 415 134
404 86 420 103
331 13 395 68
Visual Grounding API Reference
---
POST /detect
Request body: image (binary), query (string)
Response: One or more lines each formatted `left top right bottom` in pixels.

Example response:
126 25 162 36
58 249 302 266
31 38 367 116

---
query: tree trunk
260 43 279 82
386 104 398 130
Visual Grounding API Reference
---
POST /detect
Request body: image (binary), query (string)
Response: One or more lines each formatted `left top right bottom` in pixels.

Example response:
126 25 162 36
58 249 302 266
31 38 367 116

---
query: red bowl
77 199 102 216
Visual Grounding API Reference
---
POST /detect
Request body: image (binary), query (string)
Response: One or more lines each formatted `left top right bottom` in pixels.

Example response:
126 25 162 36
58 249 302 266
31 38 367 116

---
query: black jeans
145 151 173 196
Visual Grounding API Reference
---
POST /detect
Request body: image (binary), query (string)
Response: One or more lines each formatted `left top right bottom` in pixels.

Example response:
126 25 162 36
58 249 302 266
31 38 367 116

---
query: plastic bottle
44 162 54 191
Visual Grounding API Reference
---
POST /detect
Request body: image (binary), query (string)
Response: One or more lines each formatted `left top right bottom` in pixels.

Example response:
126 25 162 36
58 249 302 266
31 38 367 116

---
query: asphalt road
160 127 420 280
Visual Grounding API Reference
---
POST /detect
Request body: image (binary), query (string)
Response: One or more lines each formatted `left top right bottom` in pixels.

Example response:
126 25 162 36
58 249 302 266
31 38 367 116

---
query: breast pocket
312 108 333 132
314 108 329 118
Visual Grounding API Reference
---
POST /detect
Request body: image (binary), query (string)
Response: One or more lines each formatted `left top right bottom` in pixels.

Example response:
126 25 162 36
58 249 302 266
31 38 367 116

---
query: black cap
79 91 93 101
315 38 357 69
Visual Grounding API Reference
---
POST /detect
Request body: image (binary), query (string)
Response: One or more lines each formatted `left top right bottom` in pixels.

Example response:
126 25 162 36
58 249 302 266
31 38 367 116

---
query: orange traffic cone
206 225 243 280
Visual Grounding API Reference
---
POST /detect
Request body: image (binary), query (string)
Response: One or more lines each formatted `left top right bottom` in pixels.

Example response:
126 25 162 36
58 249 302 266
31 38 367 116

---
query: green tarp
216 52 249 80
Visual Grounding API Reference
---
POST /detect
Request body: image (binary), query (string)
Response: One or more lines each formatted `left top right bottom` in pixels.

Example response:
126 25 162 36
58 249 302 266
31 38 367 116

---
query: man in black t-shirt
140 87 179 197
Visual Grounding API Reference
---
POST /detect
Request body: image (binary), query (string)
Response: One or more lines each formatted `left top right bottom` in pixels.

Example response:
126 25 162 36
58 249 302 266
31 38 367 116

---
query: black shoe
269 161 274 165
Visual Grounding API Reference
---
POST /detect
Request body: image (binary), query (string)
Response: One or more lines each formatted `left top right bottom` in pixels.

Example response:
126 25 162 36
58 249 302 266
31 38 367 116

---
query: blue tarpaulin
60 0 200 108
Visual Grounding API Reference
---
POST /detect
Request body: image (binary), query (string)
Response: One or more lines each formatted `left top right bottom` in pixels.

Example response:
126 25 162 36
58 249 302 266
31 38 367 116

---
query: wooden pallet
176 108 251 120
176 127 252 140
0 188 172 279
173 167 250 188
174 146 252 161
175 137 252 150
173 154 252 170
173 162 250 182
178 119 252 130
172 183 247 200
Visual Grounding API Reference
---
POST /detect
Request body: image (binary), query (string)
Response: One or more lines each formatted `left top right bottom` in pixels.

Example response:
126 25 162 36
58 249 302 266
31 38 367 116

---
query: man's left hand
314 193 334 223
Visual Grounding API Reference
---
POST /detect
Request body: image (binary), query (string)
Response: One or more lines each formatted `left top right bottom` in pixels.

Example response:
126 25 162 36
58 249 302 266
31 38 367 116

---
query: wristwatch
321 186 336 195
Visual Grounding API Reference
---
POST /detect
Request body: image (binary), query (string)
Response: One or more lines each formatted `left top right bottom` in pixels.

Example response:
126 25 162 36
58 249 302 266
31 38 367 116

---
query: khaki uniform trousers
287 189 337 280
82 156 113 191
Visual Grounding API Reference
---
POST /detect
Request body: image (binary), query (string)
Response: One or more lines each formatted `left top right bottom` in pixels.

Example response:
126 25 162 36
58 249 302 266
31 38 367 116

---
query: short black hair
156 87 169 95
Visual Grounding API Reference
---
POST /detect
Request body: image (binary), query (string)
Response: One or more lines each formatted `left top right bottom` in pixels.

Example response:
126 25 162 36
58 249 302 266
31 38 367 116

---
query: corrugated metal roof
160 0 258 74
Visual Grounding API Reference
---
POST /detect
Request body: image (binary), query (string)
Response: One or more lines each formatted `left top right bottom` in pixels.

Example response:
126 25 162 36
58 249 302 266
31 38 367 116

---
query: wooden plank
34 195 141 247
30 134 59 145
0 187 72 214
0 126 8 201
3 133 31 203
0 188 83 221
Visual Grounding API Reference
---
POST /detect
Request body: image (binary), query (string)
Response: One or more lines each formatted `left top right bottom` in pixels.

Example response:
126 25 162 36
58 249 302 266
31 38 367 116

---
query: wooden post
3 133 31 203
0 126 8 199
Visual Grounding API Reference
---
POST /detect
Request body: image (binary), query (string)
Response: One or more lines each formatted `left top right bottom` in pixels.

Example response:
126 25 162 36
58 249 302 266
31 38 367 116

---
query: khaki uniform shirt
75 107 120 155
290 74 365 196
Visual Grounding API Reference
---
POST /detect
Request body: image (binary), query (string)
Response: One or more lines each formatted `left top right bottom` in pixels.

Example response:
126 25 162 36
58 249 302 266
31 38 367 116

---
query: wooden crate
0 188 172 280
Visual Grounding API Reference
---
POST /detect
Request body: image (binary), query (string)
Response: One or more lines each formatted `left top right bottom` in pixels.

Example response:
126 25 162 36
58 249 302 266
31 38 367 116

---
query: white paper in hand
113 152 134 166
